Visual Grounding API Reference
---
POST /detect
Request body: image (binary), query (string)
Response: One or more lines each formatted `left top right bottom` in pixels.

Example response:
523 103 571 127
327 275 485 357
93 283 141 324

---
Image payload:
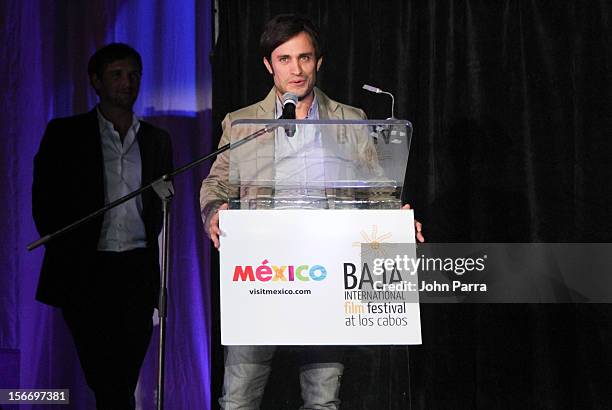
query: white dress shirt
96 107 147 251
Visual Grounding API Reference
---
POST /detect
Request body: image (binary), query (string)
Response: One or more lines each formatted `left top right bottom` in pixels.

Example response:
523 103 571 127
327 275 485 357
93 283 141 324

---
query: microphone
281 92 297 119
362 84 395 119
280 92 297 137
362 84 382 93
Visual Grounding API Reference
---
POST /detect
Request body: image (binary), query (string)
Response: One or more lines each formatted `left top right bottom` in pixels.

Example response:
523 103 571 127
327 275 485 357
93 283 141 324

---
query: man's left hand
402 203 425 243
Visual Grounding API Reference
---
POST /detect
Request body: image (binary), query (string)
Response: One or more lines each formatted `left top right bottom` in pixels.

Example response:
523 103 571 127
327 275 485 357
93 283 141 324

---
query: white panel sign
219 210 421 345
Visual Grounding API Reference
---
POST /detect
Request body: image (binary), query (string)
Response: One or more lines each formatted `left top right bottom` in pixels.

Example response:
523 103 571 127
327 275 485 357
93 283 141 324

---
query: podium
218 119 421 345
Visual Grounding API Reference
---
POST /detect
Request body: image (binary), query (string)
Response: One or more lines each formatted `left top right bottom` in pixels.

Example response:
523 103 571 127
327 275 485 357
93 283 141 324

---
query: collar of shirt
275 95 319 119
96 106 141 150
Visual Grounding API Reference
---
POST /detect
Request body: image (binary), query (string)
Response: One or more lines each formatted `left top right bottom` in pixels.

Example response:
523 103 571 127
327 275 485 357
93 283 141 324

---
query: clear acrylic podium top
228 119 412 210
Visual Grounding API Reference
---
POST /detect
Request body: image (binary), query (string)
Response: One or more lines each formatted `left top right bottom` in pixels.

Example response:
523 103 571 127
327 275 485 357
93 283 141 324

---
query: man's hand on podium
402 203 425 243
209 202 424 247
210 203 229 249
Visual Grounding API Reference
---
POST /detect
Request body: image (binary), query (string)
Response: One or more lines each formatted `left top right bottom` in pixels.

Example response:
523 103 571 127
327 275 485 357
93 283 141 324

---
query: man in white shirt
33 43 173 409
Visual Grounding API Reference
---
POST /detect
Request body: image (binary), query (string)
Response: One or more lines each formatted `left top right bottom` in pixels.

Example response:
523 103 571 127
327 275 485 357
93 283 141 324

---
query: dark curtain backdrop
1 1 213 409
212 1 612 409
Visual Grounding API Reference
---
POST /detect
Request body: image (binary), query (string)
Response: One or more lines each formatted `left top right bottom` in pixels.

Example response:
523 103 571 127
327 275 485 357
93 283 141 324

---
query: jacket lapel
137 124 153 186
256 88 277 119
315 87 341 120
85 109 106 207
252 88 276 186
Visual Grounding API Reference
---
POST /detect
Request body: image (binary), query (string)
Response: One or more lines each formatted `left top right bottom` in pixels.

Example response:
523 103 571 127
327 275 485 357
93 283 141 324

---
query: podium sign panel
219 209 422 345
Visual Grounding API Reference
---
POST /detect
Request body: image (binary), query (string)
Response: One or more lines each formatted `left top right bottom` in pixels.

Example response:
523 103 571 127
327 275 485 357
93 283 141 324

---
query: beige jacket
200 87 376 235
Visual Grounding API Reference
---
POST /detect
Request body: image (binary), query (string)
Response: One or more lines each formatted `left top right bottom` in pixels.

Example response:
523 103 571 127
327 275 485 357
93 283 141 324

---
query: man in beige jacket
201 14 423 410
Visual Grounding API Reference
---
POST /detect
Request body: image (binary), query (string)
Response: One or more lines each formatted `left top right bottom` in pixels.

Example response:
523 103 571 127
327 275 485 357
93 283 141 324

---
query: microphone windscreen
282 92 298 107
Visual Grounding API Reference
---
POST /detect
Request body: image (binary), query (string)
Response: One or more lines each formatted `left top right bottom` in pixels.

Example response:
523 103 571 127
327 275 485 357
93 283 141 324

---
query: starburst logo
353 225 393 259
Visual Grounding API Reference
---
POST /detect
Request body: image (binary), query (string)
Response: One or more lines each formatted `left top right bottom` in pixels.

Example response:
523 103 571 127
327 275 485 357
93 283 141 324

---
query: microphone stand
362 84 396 144
362 83 395 119
26 122 282 410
